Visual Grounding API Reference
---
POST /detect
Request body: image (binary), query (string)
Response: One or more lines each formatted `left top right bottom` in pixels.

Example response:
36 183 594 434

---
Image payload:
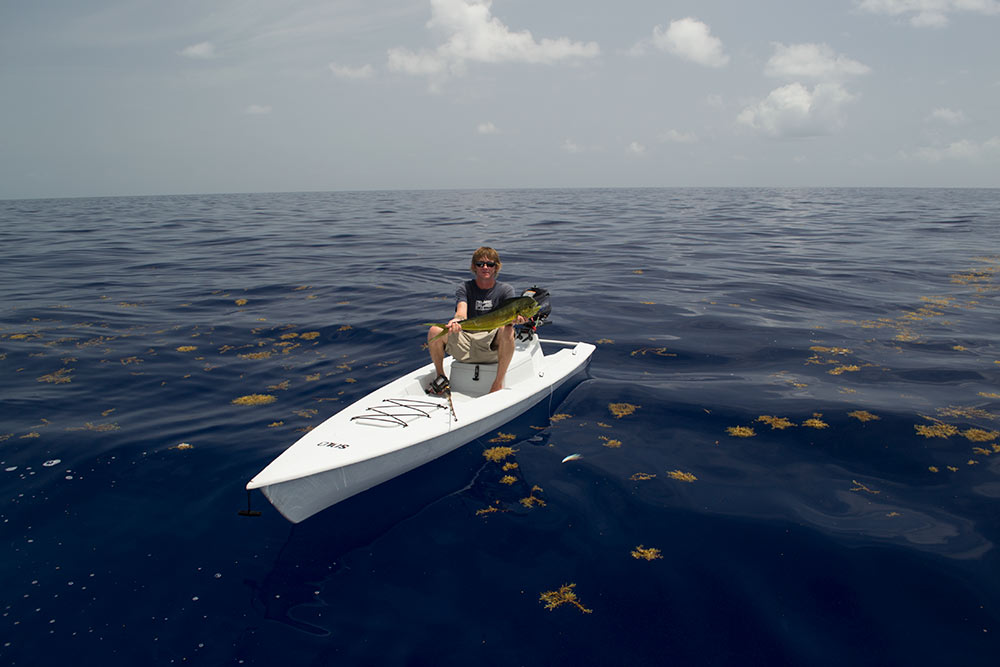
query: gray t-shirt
456 280 516 318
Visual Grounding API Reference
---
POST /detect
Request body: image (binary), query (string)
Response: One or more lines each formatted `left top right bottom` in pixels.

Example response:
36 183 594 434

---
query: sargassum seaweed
482 446 517 462
231 394 277 406
539 583 592 614
609 403 640 419
631 545 663 561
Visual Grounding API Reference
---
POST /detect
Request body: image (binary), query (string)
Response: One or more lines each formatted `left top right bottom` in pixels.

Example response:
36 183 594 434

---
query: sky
1 0 998 199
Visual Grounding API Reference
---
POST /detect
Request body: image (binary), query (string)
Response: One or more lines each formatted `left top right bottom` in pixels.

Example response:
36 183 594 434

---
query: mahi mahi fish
426 296 540 342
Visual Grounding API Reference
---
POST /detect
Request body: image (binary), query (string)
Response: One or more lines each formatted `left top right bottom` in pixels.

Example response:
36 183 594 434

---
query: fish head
518 297 541 319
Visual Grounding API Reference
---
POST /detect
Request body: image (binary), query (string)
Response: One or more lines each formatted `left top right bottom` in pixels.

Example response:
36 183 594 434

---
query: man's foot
426 374 450 396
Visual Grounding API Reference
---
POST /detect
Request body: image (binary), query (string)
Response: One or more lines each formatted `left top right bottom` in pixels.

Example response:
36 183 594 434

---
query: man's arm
447 301 468 334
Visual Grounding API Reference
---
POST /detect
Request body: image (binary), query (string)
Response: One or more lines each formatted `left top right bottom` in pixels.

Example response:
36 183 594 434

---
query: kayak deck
246 336 594 522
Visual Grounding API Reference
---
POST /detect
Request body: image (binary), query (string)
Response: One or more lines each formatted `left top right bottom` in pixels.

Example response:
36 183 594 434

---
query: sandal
426 374 450 396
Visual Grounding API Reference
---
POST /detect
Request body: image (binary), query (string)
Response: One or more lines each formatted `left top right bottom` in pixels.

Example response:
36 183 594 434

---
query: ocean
2 187 999 666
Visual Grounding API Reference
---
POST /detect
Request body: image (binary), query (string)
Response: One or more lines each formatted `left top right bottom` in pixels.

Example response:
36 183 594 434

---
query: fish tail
426 323 449 342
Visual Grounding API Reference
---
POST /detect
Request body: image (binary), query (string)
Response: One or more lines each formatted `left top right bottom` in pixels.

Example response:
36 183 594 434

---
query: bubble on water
42 460 61 467
5 467 17 472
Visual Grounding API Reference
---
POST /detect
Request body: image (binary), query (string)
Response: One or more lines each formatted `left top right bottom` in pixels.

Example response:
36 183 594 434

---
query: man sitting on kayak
427 246 526 394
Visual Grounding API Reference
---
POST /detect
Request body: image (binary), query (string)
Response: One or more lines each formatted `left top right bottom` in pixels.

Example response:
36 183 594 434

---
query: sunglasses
475 261 497 268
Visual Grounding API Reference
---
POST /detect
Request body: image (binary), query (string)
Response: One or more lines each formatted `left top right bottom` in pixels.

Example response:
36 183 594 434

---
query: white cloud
765 43 870 80
179 41 216 59
477 121 499 134
244 104 272 115
329 63 374 80
926 107 967 124
909 137 1000 161
562 138 585 154
650 17 729 68
627 141 647 155
857 0 1000 27
660 129 698 143
388 0 599 79
737 82 857 138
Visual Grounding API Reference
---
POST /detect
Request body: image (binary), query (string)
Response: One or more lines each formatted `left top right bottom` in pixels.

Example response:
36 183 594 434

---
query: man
427 247 524 394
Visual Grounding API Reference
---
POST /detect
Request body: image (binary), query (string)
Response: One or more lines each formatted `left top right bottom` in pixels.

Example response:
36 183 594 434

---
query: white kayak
246 334 595 523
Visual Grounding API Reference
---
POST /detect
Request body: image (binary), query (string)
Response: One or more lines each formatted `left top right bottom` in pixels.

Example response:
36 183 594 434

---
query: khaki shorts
446 329 499 364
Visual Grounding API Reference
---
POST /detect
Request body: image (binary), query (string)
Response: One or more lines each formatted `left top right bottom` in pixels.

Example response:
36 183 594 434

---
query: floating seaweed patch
120 356 143 365
631 545 663 561
726 426 755 437
37 368 73 384
232 394 277 406
21 432 40 439
235 299 248 306
176 346 197 352
963 429 998 442
972 447 993 456
239 351 272 360
630 347 677 357
550 413 572 423
305 373 320 382
595 339 614 344
293 409 318 419
609 403 640 419
500 475 517 485
666 470 697 482
66 422 120 432
483 446 517 462
338 325 352 331
267 421 284 428
344 377 357 383
938 406 996 421
519 485 546 508
828 365 861 375
929 466 940 473
915 423 958 438
850 480 880 494
476 505 499 517
757 415 794 430
268 380 290 391
280 332 298 340
802 417 828 429
539 583 591 613
171 443 194 451
809 345 852 355
979 392 1000 399
488 432 516 443
300 331 320 340
848 410 880 422
599 436 622 448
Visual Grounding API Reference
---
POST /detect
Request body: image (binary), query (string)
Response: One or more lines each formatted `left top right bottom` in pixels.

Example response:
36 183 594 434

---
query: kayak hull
247 337 594 523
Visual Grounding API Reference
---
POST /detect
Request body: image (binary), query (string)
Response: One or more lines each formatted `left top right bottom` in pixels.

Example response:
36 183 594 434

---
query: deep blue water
2 187 1000 666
